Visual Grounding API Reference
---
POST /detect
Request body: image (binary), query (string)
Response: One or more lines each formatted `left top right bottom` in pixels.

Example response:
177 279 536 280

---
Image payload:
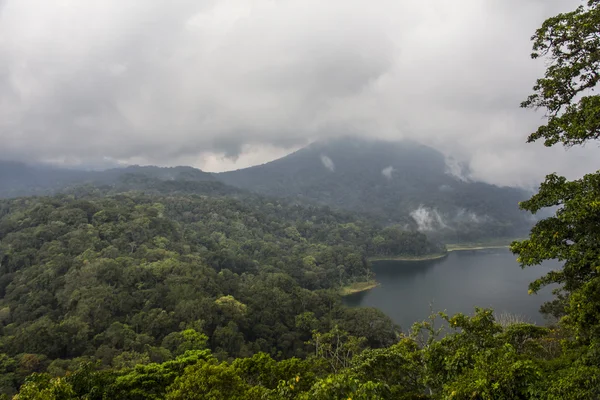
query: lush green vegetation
3 1 600 398
0 187 440 396
7 309 599 399
0 164 217 199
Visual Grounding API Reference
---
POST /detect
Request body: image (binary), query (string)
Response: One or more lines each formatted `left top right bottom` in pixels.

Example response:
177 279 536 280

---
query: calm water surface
344 249 559 330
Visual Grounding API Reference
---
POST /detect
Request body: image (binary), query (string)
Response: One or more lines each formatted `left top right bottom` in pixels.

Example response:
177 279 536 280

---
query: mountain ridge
0 138 533 241
0 161 215 198
216 137 534 240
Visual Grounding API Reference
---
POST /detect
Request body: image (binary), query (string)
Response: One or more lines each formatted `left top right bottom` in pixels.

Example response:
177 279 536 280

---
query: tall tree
512 0 600 342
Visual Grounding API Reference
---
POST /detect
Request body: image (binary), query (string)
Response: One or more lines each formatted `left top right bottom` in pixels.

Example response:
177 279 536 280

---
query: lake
344 248 560 331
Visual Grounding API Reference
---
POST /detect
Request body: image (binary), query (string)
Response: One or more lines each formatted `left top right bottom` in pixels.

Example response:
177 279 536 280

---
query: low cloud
381 166 395 180
0 0 593 187
320 155 335 172
411 206 495 232
444 157 470 182
410 206 448 232
454 208 489 224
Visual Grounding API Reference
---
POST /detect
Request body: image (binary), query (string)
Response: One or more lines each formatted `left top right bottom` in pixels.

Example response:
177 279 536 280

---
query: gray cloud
0 0 596 187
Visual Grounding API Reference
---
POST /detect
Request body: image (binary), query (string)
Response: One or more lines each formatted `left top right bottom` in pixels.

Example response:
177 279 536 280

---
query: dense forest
6 309 590 399
0 185 441 396
0 163 217 199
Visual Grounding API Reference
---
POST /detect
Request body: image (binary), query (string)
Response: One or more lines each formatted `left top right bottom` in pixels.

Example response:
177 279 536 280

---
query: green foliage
295 373 387 400
309 326 367 373
507 2 600 399
8 308 600 400
12 374 74 400
544 364 600 400
521 0 600 146
442 344 542 400
0 190 429 393
512 173 600 293
162 329 208 357
103 350 213 400
370 226 444 257
165 360 249 400
350 339 425 398
512 0 600 351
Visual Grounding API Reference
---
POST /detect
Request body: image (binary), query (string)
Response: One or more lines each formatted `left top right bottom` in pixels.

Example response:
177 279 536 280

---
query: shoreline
368 253 448 262
340 281 380 296
368 243 517 263
447 244 510 252
354 243 519 295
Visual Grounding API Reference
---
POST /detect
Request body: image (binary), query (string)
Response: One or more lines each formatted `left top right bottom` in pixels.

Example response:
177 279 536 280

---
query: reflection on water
344 249 559 331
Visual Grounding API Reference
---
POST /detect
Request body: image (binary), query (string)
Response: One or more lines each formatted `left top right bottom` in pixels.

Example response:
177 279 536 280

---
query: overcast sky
0 0 597 187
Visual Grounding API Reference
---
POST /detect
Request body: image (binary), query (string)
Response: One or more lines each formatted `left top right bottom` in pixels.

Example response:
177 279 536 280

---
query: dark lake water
344 249 560 331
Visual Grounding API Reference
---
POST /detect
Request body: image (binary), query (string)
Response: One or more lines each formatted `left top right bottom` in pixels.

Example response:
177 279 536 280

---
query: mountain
0 138 534 241
216 137 534 241
0 161 215 198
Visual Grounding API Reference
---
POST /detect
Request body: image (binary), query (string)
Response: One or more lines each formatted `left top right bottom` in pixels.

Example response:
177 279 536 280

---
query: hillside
0 184 444 395
0 161 215 198
217 138 534 241
0 178 593 399
0 139 534 241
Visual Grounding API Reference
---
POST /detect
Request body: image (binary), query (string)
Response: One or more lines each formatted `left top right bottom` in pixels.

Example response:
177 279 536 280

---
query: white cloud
410 206 448 232
381 166 394 179
0 0 592 187
320 154 335 172
444 156 469 182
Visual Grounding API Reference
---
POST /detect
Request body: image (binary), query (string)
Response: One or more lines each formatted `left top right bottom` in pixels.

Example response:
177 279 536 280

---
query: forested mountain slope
0 161 215 198
0 186 440 395
0 138 534 241
217 138 533 241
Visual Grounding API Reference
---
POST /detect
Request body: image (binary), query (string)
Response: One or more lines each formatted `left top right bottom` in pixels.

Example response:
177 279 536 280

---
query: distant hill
0 138 535 241
216 138 534 241
0 161 215 198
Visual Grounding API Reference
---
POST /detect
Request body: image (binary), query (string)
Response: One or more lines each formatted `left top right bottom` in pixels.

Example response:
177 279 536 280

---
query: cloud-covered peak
0 0 593 187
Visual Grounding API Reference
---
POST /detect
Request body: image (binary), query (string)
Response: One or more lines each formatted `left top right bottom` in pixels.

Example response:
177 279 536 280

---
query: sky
0 0 597 188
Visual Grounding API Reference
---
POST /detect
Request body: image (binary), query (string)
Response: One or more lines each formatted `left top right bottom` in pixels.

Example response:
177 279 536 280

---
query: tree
165 361 249 400
309 326 367 373
12 374 75 400
102 350 213 400
512 0 600 342
520 0 600 147
161 329 208 357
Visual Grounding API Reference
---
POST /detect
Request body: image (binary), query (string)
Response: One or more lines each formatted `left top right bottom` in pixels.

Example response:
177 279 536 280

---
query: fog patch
320 154 335 172
445 156 470 182
381 166 395 180
410 206 448 232
455 208 489 224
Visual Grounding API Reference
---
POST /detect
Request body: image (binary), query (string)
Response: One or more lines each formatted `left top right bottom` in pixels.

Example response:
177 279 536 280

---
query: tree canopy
521 0 600 146
512 0 600 344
